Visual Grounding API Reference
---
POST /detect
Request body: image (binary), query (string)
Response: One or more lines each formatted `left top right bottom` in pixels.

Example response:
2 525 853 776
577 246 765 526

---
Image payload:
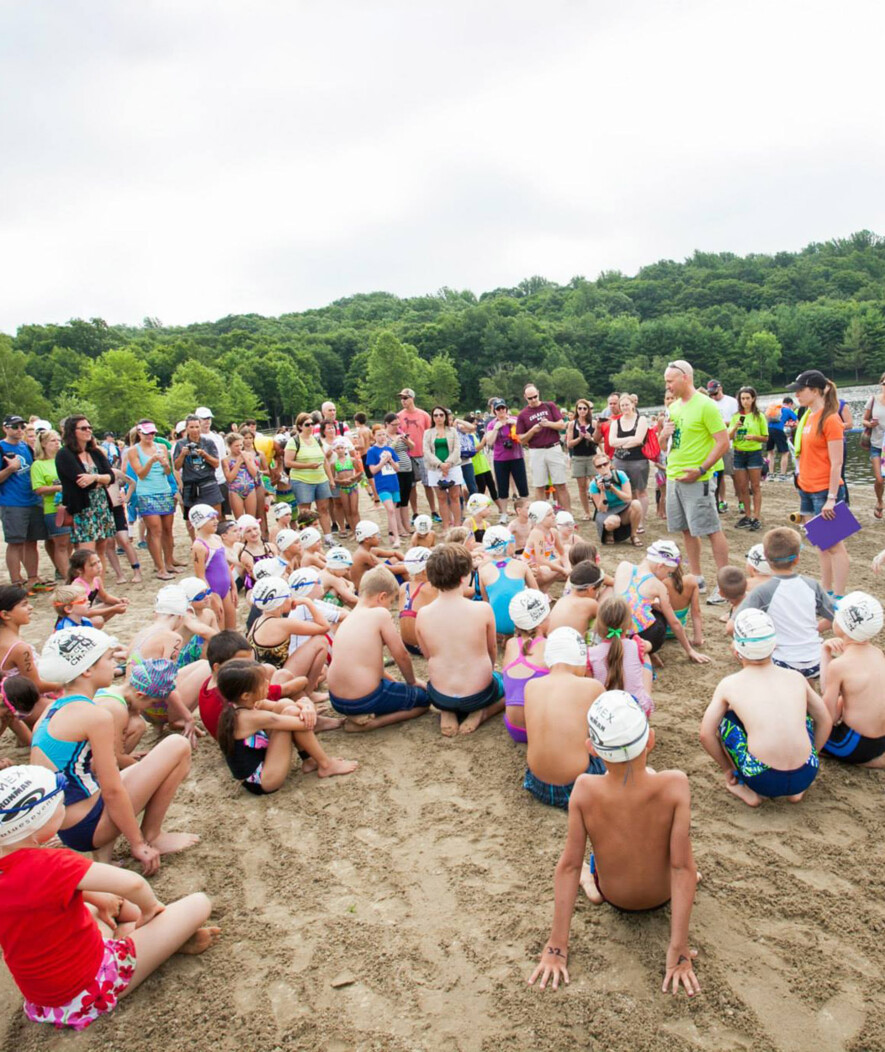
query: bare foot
315 715 345 732
131 573 143 584
459 710 485 735
650 652 664 669
150 832 201 854
301 757 318 773
156 572 175 581
726 780 762 807
310 691 330 705
580 864 604 904
343 714 374 734
177 926 221 955
440 711 459 737
317 756 359 777
115 576 127 585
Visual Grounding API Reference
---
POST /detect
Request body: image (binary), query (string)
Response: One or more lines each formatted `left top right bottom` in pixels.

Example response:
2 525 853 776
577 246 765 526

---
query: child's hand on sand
132 841 161 876
687 649 710 664
527 944 569 991
662 945 700 997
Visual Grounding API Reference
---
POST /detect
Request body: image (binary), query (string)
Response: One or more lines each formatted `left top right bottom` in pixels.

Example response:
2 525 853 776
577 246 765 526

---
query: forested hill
3 231 885 431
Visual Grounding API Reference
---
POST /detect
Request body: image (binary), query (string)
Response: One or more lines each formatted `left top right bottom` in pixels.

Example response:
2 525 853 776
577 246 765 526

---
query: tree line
2 230 884 431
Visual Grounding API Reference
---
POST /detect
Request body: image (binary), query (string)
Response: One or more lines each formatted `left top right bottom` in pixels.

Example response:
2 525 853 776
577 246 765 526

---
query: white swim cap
326 546 354 569
413 514 432 536
0 765 66 845
746 544 771 576
732 608 777 660
835 591 884 642
355 520 380 542
404 547 432 575
39 627 116 685
289 567 321 592
236 514 260 531
555 510 575 528
482 525 513 552
274 528 300 553
528 500 553 525
646 539 681 567
270 502 293 520
155 585 189 616
253 556 289 581
251 577 290 611
587 691 650 762
466 492 493 515
509 589 550 631
188 504 218 529
544 626 587 667
299 527 322 549
179 576 211 602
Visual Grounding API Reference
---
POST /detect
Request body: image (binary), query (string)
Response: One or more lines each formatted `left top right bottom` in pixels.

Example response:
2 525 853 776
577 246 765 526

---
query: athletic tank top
613 417 645 461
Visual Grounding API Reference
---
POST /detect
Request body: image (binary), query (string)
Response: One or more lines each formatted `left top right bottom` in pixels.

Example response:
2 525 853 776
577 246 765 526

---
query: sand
2 478 885 1051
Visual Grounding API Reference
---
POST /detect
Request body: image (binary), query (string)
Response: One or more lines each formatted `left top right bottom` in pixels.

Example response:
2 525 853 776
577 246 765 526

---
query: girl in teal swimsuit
662 560 704 648
477 526 538 635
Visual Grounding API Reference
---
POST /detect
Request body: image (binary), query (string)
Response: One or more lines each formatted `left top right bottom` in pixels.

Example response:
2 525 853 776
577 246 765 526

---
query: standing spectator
173 415 223 520
565 399 597 521
597 392 621 420
659 361 730 603
223 432 261 522
764 396 798 480
384 413 415 535
610 394 650 531
516 383 571 512
99 431 121 467
31 428 71 579
1 415 47 589
592 397 620 459
729 387 768 532
285 413 333 543
398 388 438 522
706 379 739 512
482 399 528 522
127 420 176 580
195 407 229 516
422 406 462 529
314 401 350 439
861 375 885 518
239 420 269 537
55 415 116 557
455 414 479 497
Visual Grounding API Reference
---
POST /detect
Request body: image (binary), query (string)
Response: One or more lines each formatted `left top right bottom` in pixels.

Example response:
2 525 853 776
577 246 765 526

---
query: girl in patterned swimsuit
522 502 568 593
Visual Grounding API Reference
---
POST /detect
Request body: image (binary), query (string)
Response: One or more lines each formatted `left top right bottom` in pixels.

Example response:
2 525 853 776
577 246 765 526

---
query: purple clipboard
803 501 861 550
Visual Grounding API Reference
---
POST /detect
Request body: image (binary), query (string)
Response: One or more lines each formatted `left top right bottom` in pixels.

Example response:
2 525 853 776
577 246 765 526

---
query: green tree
550 367 587 405
359 331 424 415
0 335 51 420
426 353 460 408
76 348 166 433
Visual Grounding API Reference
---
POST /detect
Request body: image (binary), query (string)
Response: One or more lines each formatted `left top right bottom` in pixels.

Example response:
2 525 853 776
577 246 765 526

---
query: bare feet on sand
440 711 459 738
315 715 345 732
149 832 201 855
344 715 375 733
310 691 330 705
178 927 221 955
726 779 762 807
302 757 318 773
317 757 358 777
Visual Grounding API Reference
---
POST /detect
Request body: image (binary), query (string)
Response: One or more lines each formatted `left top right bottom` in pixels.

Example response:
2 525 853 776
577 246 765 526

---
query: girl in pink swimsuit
501 589 551 743
585 596 654 716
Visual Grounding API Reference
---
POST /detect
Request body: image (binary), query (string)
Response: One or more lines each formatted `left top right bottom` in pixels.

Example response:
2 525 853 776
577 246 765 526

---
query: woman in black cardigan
56 414 116 551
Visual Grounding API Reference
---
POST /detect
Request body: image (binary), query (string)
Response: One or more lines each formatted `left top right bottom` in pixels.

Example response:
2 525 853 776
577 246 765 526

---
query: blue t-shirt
589 469 630 512
769 407 797 433
0 440 38 507
54 615 94 631
365 445 400 496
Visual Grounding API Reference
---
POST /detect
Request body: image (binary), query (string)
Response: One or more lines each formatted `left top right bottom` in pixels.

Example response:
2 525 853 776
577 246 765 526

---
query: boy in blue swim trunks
820 591 885 767
327 565 429 732
700 609 832 806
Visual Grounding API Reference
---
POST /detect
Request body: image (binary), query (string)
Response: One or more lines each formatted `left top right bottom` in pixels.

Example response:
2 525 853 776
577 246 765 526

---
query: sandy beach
2 477 885 1052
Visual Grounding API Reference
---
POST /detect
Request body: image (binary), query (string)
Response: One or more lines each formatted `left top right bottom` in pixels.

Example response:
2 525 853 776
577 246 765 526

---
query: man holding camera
588 451 641 545
173 414 222 519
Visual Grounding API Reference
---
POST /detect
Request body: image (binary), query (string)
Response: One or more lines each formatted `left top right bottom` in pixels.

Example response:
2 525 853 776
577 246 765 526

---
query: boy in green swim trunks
529 690 701 996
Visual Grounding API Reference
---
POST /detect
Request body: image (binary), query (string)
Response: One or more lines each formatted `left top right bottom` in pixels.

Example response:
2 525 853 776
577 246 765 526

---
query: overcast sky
1 0 884 334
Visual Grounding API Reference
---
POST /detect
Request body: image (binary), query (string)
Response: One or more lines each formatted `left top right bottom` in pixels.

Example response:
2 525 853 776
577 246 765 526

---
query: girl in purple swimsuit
501 589 551 743
188 505 235 630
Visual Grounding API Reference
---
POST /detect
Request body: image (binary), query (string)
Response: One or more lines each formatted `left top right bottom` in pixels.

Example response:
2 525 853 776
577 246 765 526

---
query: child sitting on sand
547 563 603 637
216 659 356 792
267 501 293 544
327 565 429 731
661 559 703 648
477 526 537 635
586 597 654 716
745 543 771 593
418 544 505 736
274 529 302 574
820 592 885 767
523 627 604 808
522 502 568 593
398 548 436 656
717 566 748 628
298 527 327 571
554 510 576 568
464 492 494 543
53 583 96 630
67 550 129 629
699 609 832 806
352 521 407 591
735 527 834 679
528 691 700 997
0 763 219 1032
0 673 40 753
509 497 531 555
189 505 235 629
410 514 437 550
502 589 550 743
176 576 221 669
321 547 358 608
0 586 59 717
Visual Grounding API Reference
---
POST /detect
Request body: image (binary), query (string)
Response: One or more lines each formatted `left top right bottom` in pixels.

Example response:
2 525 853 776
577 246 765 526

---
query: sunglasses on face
6 423 23 430
76 425 93 432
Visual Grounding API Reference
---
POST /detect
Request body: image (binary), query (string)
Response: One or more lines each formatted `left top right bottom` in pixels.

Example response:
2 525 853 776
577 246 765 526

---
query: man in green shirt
660 360 730 604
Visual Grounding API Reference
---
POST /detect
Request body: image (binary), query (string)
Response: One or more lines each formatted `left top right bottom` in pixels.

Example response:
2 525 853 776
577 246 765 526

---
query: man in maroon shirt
515 383 571 511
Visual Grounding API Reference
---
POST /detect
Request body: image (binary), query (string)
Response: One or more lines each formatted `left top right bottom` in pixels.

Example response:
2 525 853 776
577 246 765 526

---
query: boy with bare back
417 543 504 736
352 521 407 592
700 609 832 806
509 498 532 555
327 565 429 732
546 563 604 637
819 592 885 767
529 690 701 997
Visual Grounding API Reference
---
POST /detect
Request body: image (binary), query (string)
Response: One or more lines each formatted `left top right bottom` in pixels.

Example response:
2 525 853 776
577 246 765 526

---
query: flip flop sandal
875 506 884 519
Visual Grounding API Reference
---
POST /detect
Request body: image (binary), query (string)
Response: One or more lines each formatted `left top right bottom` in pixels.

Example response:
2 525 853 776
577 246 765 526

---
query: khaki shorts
528 445 568 488
666 478 721 537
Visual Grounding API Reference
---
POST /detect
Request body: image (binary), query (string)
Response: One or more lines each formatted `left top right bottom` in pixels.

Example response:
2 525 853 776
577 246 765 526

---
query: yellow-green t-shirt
732 412 768 452
666 393 727 481
285 435 327 485
30 459 61 515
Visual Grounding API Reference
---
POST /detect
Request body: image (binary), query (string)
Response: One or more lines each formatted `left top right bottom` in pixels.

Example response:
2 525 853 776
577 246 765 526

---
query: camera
187 442 199 452
502 439 514 450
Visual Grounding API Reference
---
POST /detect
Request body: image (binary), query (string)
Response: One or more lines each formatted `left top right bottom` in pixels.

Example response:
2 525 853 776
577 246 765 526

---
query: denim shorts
870 446 882 461
799 484 847 516
733 449 764 471
292 479 332 505
44 511 71 537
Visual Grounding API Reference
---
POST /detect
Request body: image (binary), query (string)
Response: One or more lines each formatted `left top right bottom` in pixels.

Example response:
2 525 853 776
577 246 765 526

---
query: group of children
3 492 885 1026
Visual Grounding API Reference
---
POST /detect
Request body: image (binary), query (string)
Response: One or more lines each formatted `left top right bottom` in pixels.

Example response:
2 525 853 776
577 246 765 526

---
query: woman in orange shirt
786 369 849 597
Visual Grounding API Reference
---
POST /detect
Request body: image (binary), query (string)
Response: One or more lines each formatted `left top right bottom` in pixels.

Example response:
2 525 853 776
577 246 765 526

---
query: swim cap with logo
746 544 771 575
646 540 681 566
299 527 322 549
404 547 432 575
544 626 587 667
835 591 884 642
188 504 218 529
253 556 289 581
466 493 493 515
0 766 67 845
38 627 116 685
251 577 291 611
413 515 432 536
587 691 650 762
271 503 293 520
528 501 553 525
236 514 260 531
509 589 550 631
326 546 354 569
482 525 513 552
355 520 380 542
274 529 300 553
289 567 321 592
732 608 777 660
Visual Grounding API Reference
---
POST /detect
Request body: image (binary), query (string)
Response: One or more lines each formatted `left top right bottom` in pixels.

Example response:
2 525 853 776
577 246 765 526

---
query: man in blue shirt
765 398 798 480
0 414 46 587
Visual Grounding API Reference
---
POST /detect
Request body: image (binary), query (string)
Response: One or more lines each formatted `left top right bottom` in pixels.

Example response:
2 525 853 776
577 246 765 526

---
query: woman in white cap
126 420 176 581
501 589 550 743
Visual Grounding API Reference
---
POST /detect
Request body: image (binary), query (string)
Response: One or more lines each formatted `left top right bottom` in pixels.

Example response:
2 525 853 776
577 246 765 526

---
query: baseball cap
38 627 116 685
835 591 884 642
326 546 354 569
509 589 550 631
587 691 650 763
271 503 293 520
130 657 177 699
746 544 771 575
492 399 507 410
482 525 513 552
0 766 67 845
3 415 25 427
175 420 187 435
706 379 722 391
34 419 53 433
732 609 777 660
528 500 553 525
274 529 300 553
466 493 493 515
251 577 290 611
188 504 218 529
785 370 828 392
179 576 212 602
154 585 188 616
412 514 432 536
289 567 321 592
194 406 213 419
299 527 322 549
399 388 416 398
646 540 681 567
404 547 432 575
137 420 157 434
356 520 381 542
236 514 260 531
253 556 289 581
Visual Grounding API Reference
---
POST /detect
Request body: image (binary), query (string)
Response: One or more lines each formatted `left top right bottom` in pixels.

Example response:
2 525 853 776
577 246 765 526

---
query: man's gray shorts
666 479 721 537
1 504 46 544
721 447 734 476
410 456 428 486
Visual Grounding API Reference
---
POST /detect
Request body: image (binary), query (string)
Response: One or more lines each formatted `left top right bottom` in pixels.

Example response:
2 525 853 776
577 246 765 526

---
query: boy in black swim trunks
528 690 701 997
820 592 885 767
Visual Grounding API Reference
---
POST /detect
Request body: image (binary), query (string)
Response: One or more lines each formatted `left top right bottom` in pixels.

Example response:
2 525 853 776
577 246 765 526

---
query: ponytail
818 379 840 436
217 701 237 758
596 597 630 693
216 659 264 758
670 563 684 595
